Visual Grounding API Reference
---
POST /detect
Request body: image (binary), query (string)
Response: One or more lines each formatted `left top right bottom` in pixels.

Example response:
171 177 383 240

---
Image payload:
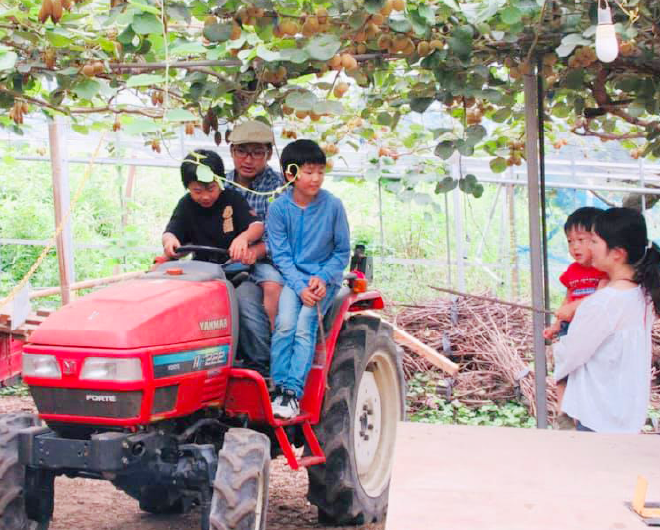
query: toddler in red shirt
545 207 608 421
545 207 608 340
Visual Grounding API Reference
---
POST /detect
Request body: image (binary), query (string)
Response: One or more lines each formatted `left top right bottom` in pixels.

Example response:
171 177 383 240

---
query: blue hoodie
267 188 350 296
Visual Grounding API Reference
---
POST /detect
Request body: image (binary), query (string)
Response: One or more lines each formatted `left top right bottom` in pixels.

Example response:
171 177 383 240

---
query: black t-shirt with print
165 188 259 263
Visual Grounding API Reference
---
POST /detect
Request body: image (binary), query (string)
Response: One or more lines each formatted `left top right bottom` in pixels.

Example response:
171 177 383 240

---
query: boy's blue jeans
271 283 339 398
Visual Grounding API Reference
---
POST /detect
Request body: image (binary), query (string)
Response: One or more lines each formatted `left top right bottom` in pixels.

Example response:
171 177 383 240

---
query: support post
451 157 466 291
48 118 75 306
523 72 548 429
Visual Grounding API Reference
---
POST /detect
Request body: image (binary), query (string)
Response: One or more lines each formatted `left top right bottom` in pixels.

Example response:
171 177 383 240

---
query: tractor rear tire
209 428 270 530
0 413 49 530
307 315 405 525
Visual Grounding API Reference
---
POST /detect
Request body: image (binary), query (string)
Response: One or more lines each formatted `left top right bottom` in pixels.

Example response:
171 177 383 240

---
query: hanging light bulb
595 0 619 62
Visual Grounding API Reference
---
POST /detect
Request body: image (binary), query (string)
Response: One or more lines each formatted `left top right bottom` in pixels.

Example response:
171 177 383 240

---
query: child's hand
301 287 322 307
239 248 257 265
229 234 249 261
163 234 181 258
543 319 562 340
308 277 326 299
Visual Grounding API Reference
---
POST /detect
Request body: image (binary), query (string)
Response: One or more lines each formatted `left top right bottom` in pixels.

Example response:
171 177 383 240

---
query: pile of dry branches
394 296 557 419
396 295 660 420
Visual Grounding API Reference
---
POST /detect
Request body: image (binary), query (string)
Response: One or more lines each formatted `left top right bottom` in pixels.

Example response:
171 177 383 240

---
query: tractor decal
199 318 228 331
153 345 229 378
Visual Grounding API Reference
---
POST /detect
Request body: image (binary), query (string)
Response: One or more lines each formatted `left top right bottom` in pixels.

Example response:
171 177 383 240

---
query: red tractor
0 246 405 529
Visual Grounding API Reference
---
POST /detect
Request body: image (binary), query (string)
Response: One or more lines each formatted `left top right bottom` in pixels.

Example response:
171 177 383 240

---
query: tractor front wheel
209 428 270 530
308 315 405 525
0 413 50 530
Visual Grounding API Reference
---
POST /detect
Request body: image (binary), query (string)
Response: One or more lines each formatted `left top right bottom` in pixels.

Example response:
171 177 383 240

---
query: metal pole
524 72 548 429
537 58 551 326
377 178 385 263
451 157 466 291
48 117 75 306
444 192 452 287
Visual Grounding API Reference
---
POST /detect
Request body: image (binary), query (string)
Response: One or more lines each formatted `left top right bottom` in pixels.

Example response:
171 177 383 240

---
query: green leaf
364 0 385 15
255 46 281 62
435 140 455 159
456 139 474 156
131 12 163 34
438 0 460 10
127 0 161 15
165 108 197 122
348 11 368 29
388 15 413 33
418 4 435 24
556 33 591 57
377 112 392 126
44 31 72 48
472 183 484 198
305 34 341 61
409 98 433 113
285 90 317 111
125 73 165 88
490 157 507 173
170 41 206 56
203 22 233 42
565 69 584 90
123 118 161 135
435 176 457 193
491 108 511 123
465 124 487 145
73 79 100 99
313 100 344 115
500 6 522 24
0 50 17 71
196 165 215 183
279 48 309 64
449 26 473 61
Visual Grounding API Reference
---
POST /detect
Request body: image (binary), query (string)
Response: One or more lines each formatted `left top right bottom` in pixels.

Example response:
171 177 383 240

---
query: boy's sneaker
273 389 299 419
270 385 283 410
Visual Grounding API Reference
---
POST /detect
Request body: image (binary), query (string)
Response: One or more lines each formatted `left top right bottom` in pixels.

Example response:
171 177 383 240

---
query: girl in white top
554 207 658 433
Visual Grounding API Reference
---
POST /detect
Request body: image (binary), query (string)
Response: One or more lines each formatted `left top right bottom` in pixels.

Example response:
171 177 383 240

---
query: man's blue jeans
271 284 339 398
235 281 271 373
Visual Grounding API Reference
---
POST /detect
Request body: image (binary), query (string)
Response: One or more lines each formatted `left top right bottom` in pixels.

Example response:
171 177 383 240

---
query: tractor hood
29 277 235 349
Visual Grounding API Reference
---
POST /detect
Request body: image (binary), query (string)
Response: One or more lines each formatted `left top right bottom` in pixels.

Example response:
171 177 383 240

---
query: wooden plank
31 271 144 299
49 118 75 305
361 310 459 376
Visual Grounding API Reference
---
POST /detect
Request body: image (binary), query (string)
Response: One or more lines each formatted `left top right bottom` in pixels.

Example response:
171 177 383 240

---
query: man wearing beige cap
227 120 284 376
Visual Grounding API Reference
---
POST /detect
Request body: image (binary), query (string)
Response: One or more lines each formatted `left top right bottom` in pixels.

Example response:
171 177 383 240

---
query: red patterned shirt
560 263 608 302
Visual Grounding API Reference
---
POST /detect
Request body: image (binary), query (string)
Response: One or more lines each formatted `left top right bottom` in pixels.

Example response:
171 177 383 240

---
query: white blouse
553 286 654 433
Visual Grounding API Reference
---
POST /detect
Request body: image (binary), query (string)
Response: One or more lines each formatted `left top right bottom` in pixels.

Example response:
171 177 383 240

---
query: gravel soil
0 396 384 530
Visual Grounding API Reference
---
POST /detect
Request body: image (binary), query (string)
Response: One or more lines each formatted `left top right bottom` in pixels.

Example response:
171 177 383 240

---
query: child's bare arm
555 298 582 322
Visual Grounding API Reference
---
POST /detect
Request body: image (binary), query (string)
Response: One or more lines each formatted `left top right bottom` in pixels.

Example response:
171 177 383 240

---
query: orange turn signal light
166 267 184 276
352 278 368 293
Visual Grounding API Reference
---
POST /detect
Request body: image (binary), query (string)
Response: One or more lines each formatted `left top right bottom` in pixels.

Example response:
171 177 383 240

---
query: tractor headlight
23 354 62 379
80 358 143 382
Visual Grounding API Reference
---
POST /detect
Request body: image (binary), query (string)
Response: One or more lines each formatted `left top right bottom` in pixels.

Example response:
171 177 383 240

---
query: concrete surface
386 423 660 530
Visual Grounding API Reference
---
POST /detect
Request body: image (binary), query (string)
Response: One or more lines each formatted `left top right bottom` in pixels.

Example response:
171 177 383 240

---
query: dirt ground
0 396 384 530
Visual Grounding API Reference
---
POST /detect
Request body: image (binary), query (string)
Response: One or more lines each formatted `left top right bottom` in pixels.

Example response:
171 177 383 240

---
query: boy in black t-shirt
162 149 263 264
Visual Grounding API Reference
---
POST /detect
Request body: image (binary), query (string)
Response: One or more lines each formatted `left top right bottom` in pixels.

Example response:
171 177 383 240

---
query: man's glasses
233 147 268 160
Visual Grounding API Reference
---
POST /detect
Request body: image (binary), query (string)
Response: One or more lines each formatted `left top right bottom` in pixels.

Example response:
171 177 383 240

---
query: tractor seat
321 286 352 333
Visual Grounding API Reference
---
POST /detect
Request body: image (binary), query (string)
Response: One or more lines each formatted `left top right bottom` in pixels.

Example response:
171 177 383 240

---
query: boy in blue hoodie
266 139 350 419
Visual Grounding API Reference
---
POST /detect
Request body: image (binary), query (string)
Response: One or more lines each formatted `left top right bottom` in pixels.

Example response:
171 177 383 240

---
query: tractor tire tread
0 413 48 530
210 428 270 530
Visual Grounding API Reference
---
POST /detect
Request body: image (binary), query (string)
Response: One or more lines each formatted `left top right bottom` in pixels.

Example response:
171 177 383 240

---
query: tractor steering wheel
175 245 229 258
